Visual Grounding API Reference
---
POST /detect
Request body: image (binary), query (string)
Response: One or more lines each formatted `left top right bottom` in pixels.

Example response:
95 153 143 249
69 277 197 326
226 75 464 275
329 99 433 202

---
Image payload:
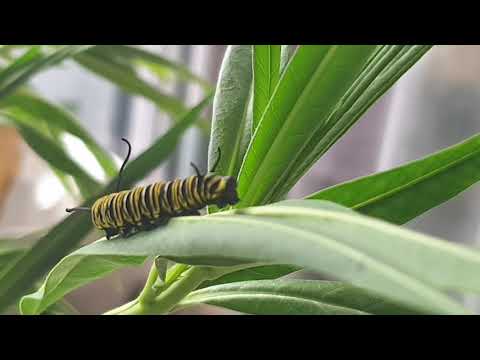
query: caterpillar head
209 175 239 208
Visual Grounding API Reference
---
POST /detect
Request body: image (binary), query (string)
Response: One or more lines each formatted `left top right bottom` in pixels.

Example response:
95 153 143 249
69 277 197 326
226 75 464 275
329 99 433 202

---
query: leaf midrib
351 147 480 211
182 291 370 315
240 46 339 204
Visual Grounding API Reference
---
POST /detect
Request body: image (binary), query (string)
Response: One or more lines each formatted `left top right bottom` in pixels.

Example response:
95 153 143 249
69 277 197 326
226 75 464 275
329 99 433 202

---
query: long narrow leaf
6 118 102 198
0 46 93 100
200 264 300 289
21 199 480 315
74 49 210 135
0 95 212 312
276 46 432 200
89 45 212 91
308 132 480 225
237 45 377 207
0 91 118 178
253 45 281 130
179 279 420 315
208 45 253 180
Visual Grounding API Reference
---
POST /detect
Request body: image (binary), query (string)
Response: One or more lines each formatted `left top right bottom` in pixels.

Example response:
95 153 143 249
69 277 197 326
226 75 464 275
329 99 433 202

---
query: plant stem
103 299 139 315
137 263 159 304
148 266 213 314
105 263 269 315
115 266 212 315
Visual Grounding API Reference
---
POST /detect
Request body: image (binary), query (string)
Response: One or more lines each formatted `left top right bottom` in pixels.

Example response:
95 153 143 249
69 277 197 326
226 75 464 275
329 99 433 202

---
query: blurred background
1 45 480 314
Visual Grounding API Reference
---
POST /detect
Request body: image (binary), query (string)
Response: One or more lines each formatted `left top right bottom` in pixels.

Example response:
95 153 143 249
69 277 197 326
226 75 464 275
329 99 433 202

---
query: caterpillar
66 138 239 240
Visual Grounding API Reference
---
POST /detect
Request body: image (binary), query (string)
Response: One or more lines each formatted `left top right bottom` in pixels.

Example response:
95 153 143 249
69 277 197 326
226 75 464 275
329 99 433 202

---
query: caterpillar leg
181 210 201 216
140 221 157 231
132 217 165 233
119 226 135 238
105 228 117 240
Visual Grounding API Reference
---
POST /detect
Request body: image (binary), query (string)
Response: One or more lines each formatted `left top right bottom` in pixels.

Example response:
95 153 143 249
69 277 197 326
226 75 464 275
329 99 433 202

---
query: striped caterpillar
66 139 239 239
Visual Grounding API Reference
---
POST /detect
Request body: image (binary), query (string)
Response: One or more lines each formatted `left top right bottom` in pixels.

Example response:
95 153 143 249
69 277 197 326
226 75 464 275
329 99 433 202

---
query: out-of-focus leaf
0 241 28 278
1 113 102 198
0 91 117 179
43 298 80 315
73 50 209 134
0 46 93 100
0 95 212 312
90 45 212 91
22 199 480 315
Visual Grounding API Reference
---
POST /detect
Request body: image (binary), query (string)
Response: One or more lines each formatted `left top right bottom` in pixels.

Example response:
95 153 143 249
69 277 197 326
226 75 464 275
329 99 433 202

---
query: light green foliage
6 44 480 316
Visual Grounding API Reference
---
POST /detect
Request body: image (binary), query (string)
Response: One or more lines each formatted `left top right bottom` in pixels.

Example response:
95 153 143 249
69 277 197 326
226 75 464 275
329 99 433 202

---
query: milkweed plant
1 45 480 315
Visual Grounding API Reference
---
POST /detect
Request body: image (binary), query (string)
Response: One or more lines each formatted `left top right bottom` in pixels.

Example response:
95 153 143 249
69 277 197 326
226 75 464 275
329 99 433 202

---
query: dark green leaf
22 200 477 315
180 279 421 315
308 132 480 225
0 91 117 178
0 95 212 312
200 264 300 288
237 45 378 207
253 45 281 130
276 46 432 200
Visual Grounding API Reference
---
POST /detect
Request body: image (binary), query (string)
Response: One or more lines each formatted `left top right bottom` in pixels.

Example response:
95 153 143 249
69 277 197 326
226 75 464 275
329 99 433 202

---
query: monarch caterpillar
66 139 239 239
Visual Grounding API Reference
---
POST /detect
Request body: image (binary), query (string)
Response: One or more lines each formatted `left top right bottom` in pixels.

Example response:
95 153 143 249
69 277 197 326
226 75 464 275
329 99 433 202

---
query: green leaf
237 45 378 207
20 255 146 315
179 279 421 315
0 91 117 178
73 50 209 134
0 45 93 100
43 298 80 315
200 264 300 289
253 45 281 130
0 241 28 279
22 199 480 315
275 46 433 200
0 46 43 87
308 132 480 225
0 95 212 312
208 45 253 180
3 116 102 198
279 45 295 75
0 45 28 61
90 45 212 91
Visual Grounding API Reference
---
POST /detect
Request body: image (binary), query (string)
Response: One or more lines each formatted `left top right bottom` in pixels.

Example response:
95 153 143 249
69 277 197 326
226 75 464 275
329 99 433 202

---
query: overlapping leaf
275 45 433 201
0 96 212 312
308 131 480 225
21 199 480 315
236 45 378 207
0 91 117 178
208 45 253 180
179 279 420 315
252 45 281 130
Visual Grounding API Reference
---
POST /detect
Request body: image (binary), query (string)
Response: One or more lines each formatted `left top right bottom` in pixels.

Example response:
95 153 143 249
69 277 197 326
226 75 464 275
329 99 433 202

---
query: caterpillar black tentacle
66 140 239 240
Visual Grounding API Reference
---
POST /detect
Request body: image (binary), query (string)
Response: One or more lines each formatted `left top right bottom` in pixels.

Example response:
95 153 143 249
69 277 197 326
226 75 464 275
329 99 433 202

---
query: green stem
165 263 190 284
148 266 213 314
115 266 212 315
104 299 139 315
137 263 159 304
105 263 271 315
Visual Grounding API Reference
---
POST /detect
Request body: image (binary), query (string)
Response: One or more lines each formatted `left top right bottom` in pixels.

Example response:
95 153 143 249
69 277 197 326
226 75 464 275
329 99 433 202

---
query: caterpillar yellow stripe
66 139 238 239
90 174 237 239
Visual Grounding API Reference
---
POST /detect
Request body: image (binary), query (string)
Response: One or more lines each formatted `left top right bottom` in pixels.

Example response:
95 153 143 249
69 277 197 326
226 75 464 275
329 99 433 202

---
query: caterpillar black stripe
66 139 239 240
